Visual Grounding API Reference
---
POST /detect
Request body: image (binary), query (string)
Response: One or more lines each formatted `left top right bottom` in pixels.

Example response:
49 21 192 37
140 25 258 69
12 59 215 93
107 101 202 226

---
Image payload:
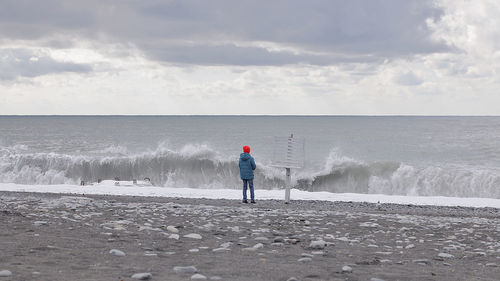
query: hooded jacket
239 153 256 180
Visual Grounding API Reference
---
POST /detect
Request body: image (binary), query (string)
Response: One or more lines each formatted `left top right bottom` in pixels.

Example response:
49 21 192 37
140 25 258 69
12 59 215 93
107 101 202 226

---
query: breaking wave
1 144 499 199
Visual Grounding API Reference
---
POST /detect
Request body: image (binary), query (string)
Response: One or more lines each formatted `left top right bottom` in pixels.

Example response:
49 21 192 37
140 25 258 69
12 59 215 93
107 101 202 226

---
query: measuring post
271 134 305 204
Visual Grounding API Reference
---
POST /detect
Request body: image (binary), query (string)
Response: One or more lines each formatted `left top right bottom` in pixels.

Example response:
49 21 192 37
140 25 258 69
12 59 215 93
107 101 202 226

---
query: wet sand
1 191 499 281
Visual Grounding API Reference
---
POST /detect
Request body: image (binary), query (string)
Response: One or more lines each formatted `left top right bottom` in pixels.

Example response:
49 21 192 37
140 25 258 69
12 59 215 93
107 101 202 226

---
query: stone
184 233 202 239
253 243 264 249
413 259 431 265
167 225 179 233
212 248 230 252
169 234 179 240
33 221 48 226
210 277 222 280
109 249 126 257
131 272 152 280
342 265 353 273
309 240 327 249
438 253 455 259
370 278 386 281
191 274 207 280
287 278 299 281
298 257 312 263
174 266 198 274
0 270 12 277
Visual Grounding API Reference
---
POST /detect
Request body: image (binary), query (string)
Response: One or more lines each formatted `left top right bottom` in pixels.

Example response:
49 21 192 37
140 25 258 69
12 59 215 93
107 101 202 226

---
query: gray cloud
0 48 92 80
0 0 448 66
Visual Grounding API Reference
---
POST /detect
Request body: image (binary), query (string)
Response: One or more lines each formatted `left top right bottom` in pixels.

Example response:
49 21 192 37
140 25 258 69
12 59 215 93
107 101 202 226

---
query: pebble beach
1 191 499 281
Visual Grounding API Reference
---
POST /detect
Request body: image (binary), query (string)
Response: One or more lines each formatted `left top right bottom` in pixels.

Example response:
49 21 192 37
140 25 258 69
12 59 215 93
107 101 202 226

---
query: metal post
285 167 291 204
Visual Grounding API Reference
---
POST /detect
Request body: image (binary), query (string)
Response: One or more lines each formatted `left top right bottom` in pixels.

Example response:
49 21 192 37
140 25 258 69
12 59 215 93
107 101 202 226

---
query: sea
1 116 499 199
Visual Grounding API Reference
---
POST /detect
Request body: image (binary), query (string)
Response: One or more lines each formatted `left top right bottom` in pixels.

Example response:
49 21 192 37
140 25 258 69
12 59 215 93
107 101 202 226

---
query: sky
1 0 499 115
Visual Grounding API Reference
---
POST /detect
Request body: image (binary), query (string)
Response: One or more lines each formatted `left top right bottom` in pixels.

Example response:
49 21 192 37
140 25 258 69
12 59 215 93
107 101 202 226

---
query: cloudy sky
1 0 499 115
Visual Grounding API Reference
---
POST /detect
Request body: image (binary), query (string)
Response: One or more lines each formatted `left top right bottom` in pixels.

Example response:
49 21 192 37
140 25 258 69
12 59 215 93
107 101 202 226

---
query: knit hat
243 145 250 153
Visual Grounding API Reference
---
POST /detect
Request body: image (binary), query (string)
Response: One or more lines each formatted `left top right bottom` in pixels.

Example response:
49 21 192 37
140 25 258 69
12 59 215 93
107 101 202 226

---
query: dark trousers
242 179 254 201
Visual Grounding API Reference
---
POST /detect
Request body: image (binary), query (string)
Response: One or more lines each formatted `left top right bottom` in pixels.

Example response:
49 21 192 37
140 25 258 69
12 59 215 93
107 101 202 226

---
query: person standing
239 145 256 203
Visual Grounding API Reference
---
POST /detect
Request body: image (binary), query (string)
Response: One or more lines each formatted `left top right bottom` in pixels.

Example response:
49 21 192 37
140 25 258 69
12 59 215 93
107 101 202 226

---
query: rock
210 277 222 280
33 221 48 226
169 234 180 240
438 253 455 259
242 247 257 252
370 278 386 281
287 278 299 281
309 240 326 249
342 266 352 273
273 237 284 243
167 225 179 233
189 249 199 253
254 237 269 241
109 249 126 257
405 244 415 249
212 248 230 252
184 233 202 239
413 259 431 265
131 272 152 280
191 274 207 280
253 243 264 249
174 266 198 274
0 270 12 277
485 263 497 267
298 257 312 263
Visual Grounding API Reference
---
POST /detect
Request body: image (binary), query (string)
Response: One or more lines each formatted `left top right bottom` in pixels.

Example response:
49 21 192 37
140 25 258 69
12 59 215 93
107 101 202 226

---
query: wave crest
1 145 500 198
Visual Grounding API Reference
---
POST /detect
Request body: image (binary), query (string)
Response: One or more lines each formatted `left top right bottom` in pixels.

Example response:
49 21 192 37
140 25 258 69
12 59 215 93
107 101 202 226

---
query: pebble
189 249 199 253
370 278 386 281
286 278 299 281
485 263 498 267
438 253 455 259
167 225 179 233
298 257 312 263
131 272 152 280
212 248 230 252
184 233 202 239
413 259 431 265
309 240 327 249
33 221 48 226
191 274 207 280
109 249 126 257
253 243 264 249
0 270 12 277
174 266 198 274
210 277 222 280
169 234 180 240
254 237 269 241
342 265 353 273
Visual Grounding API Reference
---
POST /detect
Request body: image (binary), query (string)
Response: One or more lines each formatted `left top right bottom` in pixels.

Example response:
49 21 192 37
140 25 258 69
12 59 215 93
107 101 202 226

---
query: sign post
271 134 305 204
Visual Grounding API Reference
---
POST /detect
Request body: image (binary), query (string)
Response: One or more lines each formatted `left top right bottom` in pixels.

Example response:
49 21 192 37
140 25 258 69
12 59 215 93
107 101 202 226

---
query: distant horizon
1 115 500 117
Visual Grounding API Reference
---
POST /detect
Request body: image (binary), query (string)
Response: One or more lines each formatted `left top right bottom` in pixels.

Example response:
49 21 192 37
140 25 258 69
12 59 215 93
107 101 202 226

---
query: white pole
285 167 291 204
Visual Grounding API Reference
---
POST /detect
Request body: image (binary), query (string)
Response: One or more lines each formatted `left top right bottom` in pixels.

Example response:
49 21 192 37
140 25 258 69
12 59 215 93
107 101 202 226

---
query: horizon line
1 114 500 117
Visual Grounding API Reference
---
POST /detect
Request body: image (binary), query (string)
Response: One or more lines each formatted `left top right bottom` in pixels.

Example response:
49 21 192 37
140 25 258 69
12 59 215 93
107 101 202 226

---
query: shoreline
1 191 500 281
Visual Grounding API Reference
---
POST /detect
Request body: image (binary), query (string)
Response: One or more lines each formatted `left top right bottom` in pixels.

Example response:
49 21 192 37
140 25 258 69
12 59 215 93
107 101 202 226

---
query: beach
1 191 499 281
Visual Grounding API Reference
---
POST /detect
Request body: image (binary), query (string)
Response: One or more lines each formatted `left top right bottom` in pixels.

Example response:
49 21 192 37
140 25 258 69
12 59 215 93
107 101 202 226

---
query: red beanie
243 145 250 153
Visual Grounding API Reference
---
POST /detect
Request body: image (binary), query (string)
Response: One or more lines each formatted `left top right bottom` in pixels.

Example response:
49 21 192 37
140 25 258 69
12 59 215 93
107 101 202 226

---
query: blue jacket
239 153 256 180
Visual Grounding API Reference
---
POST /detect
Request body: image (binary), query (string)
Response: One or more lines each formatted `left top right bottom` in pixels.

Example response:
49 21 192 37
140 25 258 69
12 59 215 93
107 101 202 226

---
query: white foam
1 182 499 209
